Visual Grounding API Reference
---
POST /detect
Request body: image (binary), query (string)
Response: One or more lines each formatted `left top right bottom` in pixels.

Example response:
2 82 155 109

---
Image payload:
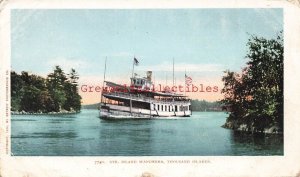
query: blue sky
11 9 283 103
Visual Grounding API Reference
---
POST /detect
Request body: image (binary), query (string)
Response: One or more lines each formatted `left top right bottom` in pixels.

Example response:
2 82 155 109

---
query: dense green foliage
191 99 222 112
221 32 283 132
11 66 81 113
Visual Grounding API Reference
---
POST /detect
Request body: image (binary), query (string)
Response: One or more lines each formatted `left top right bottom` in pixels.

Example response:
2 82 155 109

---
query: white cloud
101 52 135 58
46 57 91 73
136 62 225 72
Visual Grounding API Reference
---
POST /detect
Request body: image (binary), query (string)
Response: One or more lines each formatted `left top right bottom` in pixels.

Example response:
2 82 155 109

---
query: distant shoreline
11 110 80 115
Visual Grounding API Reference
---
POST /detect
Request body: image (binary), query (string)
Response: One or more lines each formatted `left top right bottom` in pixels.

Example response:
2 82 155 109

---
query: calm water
11 110 283 156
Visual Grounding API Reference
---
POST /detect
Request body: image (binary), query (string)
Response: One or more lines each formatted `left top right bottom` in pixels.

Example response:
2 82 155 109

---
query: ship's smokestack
146 71 152 81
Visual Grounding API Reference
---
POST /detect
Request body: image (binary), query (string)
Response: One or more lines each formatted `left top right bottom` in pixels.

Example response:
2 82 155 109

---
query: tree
20 85 42 112
47 66 68 112
19 74 46 112
11 71 25 111
221 32 283 132
11 65 82 113
63 68 81 112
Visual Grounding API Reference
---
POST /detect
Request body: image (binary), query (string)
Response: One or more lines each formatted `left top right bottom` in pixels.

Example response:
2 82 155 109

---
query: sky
11 9 283 104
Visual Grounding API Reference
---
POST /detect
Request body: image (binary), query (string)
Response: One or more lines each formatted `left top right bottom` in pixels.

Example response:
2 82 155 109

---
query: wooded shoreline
11 110 80 115
220 33 283 135
11 66 82 114
222 120 283 134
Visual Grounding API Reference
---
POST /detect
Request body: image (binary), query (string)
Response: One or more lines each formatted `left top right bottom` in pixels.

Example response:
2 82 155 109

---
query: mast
100 57 107 104
131 55 135 85
165 72 167 86
173 58 174 87
184 69 186 97
130 56 136 116
172 58 175 102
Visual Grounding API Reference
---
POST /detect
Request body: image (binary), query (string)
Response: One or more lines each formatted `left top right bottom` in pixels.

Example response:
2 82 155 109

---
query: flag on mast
185 74 192 86
134 57 139 66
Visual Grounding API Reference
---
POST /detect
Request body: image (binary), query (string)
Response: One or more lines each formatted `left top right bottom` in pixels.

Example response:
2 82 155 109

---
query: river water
11 109 283 156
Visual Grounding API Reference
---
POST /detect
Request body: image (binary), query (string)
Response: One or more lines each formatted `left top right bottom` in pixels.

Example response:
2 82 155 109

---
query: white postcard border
1 0 300 177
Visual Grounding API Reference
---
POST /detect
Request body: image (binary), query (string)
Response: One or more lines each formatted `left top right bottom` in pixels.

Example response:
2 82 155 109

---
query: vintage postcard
1 0 300 176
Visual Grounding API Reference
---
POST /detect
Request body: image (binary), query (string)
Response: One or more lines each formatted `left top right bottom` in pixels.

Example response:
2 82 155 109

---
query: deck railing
103 91 190 105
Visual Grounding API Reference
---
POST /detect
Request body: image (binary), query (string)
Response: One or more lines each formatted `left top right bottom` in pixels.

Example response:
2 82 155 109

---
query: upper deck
102 71 190 105
103 91 190 105
104 80 186 98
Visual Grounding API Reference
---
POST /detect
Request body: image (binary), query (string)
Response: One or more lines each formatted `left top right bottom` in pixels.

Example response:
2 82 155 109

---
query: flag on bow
185 74 192 86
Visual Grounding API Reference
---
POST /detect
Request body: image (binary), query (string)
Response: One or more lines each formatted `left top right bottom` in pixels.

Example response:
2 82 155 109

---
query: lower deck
100 104 192 119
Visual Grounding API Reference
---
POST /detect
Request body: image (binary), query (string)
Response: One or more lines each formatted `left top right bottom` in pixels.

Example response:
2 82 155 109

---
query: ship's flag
134 57 139 66
185 74 192 86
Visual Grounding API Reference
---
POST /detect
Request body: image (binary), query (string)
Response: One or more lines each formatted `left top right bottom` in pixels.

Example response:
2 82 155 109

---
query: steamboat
99 58 192 119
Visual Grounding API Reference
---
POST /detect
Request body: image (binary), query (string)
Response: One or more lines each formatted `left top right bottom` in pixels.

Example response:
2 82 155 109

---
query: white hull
100 104 191 119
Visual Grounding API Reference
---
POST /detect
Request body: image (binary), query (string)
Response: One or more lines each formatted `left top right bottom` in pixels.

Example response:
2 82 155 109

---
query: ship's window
137 79 140 85
157 104 160 111
161 105 163 111
133 79 136 84
175 105 178 112
141 80 144 85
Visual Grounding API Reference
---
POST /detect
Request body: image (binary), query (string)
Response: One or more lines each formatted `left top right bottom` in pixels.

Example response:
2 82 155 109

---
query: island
11 66 81 114
220 32 283 134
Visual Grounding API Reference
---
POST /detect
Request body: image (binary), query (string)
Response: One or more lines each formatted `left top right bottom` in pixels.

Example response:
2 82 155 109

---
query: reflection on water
11 110 283 156
229 131 283 155
12 132 77 139
97 120 155 155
